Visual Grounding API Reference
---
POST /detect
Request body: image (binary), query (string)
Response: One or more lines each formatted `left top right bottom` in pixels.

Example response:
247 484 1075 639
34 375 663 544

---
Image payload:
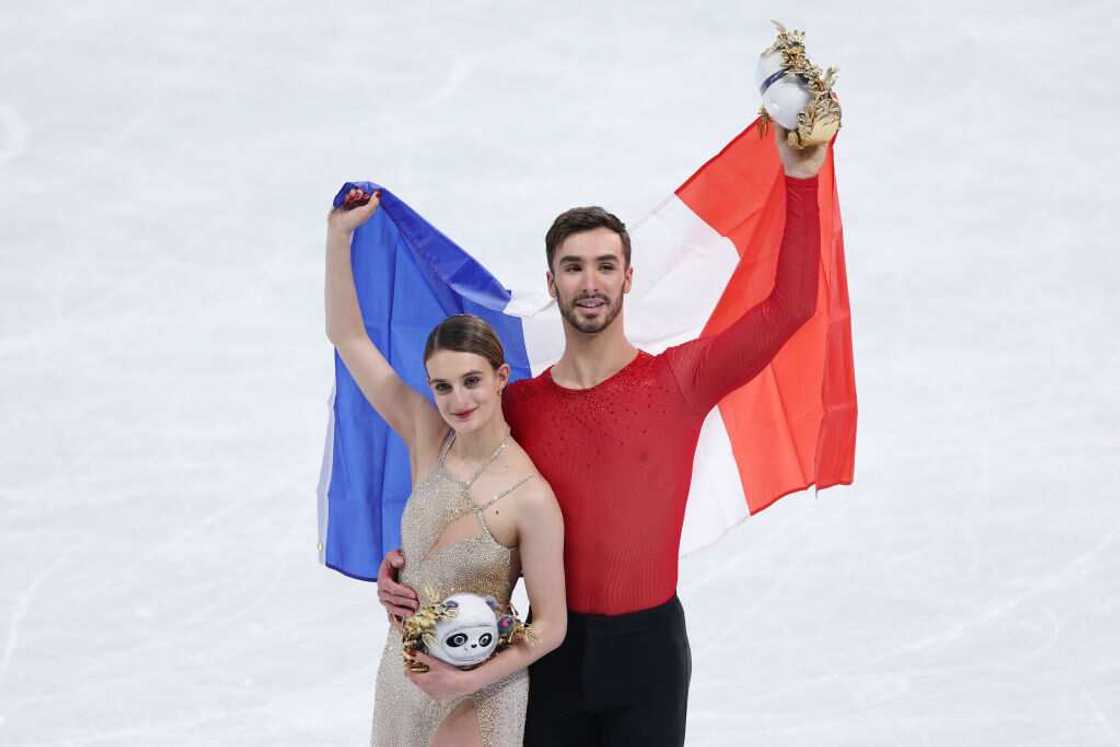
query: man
377 125 827 744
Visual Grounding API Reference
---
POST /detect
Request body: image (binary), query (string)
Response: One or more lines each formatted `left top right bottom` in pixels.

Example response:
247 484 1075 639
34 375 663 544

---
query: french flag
318 118 857 581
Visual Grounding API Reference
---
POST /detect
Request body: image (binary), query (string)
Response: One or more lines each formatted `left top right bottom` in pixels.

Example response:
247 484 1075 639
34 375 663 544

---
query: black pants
524 595 691 746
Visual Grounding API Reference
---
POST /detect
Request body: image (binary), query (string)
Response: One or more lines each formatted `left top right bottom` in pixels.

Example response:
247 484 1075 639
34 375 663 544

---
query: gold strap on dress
473 474 535 550
476 475 534 513
440 429 512 488
436 429 456 465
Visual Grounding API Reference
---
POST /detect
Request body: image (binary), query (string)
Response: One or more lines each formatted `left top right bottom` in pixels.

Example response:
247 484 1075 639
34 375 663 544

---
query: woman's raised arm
325 188 444 455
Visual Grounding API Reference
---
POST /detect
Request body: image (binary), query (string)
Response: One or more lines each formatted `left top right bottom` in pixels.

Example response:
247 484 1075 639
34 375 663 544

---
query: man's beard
558 291 623 334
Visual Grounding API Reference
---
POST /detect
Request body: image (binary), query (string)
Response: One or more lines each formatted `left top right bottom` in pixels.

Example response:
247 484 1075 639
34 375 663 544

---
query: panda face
445 630 494 649
426 592 502 668
437 624 499 666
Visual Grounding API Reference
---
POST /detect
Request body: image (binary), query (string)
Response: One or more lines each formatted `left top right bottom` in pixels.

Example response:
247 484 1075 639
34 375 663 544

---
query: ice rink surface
2 2 1118 745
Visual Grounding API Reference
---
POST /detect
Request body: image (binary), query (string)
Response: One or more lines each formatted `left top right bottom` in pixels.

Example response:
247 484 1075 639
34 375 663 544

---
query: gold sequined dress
372 431 530 746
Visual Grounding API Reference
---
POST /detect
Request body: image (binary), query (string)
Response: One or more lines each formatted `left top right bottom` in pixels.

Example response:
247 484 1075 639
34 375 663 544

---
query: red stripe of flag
675 119 857 514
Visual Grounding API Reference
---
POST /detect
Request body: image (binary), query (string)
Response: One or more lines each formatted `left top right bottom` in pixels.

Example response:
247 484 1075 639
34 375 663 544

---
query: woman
325 188 567 746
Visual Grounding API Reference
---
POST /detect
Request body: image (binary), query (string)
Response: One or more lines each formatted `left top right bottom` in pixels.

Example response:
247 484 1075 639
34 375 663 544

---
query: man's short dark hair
545 207 630 270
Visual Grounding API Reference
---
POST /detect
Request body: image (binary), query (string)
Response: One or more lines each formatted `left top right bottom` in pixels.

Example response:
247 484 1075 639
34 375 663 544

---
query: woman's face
425 350 510 435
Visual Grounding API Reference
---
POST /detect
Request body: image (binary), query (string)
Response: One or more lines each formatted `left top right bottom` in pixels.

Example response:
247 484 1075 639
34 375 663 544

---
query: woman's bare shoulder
506 440 542 476
506 444 556 504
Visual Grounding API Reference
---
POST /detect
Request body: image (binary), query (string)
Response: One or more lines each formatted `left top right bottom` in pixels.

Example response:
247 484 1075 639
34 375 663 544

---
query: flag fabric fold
318 119 856 581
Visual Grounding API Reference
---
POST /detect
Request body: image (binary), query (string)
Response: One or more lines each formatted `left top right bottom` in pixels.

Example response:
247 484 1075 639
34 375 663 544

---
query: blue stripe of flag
323 182 531 581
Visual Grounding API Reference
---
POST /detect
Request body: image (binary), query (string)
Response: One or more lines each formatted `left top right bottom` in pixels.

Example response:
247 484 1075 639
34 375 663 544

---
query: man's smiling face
548 227 633 335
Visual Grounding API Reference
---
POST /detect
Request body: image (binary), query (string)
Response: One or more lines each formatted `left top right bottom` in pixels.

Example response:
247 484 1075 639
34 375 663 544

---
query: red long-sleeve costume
504 176 821 615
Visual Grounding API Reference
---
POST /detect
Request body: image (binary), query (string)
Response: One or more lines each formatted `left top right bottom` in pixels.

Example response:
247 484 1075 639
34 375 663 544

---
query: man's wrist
784 173 820 188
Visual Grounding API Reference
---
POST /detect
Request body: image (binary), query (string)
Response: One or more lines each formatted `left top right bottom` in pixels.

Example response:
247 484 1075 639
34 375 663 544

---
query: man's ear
623 264 634 294
546 271 557 299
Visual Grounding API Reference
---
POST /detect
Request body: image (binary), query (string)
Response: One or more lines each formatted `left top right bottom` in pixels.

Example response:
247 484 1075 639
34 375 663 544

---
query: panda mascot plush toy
402 592 530 672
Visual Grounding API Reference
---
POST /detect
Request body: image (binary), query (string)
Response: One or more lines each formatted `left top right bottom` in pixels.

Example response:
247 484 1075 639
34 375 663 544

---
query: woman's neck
449 415 511 462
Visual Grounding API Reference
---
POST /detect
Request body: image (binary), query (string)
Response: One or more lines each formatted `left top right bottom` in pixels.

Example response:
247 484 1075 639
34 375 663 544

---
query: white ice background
1 2 1118 745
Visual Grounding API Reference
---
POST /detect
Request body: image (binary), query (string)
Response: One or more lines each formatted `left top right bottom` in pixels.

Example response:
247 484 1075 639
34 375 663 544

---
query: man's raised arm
665 126 825 415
